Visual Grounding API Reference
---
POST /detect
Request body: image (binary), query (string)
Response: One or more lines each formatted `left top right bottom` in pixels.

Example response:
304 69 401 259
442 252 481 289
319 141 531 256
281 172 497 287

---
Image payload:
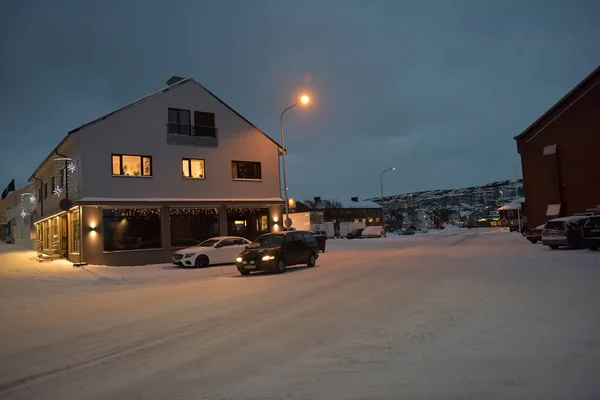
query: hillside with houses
367 179 525 230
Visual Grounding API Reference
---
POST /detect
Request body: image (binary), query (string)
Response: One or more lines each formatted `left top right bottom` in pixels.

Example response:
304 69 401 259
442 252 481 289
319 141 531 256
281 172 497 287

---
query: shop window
103 208 162 252
170 208 219 247
69 208 81 254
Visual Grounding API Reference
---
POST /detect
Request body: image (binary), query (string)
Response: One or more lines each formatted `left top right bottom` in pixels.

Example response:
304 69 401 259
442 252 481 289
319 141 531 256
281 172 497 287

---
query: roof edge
188 79 283 150
27 135 71 182
514 65 600 141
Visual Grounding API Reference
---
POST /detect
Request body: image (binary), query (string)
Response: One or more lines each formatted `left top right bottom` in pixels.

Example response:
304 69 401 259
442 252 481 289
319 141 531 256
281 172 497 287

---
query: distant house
0 184 36 248
296 198 383 230
497 197 525 227
515 65 600 227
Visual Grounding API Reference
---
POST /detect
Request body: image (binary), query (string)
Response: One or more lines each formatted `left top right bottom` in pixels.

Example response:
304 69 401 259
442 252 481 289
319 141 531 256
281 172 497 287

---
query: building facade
0 184 36 248
28 77 284 265
515 66 600 227
296 198 383 230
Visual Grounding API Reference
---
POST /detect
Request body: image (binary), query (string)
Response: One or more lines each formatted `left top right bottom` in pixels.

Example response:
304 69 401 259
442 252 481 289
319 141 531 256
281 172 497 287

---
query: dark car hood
240 246 281 259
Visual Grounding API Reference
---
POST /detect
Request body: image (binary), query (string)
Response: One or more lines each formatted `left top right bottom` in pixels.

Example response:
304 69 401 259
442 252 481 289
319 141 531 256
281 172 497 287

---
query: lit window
112 154 152 176
182 158 205 179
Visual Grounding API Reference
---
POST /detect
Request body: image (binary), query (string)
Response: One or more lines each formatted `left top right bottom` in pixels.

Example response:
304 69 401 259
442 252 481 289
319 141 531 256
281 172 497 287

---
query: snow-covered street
1 229 600 399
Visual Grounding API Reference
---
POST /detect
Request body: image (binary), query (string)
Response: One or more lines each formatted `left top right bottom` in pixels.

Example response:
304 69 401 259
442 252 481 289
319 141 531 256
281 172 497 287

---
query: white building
28 76 284 265
0 184 36 249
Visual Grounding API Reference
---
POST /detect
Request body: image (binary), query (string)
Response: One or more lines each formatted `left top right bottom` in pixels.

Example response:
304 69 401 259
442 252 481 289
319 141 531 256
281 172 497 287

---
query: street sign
284 217 293 228
59 198 73 211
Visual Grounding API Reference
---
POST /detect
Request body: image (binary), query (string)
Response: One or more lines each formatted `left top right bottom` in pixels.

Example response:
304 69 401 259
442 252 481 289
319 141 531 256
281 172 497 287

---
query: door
284 232 304 264
295 232 311 262
213 238 239 264
231 238 249 260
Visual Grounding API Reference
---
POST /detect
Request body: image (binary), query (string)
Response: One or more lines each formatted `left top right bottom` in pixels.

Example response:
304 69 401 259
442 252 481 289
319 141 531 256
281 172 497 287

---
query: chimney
351 197 359 202
166 76 186 86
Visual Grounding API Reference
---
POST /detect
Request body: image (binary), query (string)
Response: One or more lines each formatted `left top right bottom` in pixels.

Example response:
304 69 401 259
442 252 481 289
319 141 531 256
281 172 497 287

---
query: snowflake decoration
20 209 27 218
53 185 63 197
29 195 37 203
67 161 77 173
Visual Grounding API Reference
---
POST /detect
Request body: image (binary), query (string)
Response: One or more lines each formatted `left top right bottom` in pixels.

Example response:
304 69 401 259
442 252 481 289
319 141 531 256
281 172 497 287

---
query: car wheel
307 252 316 267
239 269 251 276
529 239 537 244
549 245 559 250
589 245 599 251
195 255 209 268
275 259 286 274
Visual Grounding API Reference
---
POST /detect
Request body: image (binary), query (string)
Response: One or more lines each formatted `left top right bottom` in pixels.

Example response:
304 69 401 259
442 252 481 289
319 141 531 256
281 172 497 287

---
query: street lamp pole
280 103 297 224
380 167 396 237
279 95 310 227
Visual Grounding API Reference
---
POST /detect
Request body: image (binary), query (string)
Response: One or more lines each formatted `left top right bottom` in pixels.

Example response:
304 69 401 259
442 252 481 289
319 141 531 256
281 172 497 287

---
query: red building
515 66 600 227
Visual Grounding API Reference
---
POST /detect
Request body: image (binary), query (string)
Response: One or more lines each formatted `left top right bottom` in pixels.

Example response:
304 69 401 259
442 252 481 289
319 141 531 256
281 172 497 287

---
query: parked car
173 236 251 267
541 216 590 249
361 225 384 238
235 231 319 275
581 215 600 251
526 224 545 244
347 228 364 239
403 228 416 235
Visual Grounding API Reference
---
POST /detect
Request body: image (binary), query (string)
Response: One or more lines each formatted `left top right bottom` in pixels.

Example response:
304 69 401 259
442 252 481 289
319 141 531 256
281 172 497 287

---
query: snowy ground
1 228 600 399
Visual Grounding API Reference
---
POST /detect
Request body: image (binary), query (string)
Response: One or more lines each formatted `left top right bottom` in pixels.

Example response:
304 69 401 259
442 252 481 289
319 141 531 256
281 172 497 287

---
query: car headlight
262 255 275 261
236 257 243 263
184 253 195 258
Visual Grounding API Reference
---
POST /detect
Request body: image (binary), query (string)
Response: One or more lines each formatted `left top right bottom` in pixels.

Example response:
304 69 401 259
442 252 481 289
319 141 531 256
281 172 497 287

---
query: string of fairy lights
107 207 267 219
109 208 162 218
170 207 219 216
19 192 38 219
52 158 79 198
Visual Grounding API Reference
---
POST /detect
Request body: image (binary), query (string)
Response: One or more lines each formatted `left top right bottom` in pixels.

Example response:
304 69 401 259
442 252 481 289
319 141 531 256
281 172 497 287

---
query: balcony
166 123 218 147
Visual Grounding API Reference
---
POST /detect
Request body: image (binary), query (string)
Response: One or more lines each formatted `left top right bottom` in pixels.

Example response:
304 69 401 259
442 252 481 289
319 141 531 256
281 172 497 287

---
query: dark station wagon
235 231 319 275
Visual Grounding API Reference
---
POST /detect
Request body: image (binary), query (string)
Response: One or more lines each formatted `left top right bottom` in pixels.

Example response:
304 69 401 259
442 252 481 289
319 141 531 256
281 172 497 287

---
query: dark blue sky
1 0 599 201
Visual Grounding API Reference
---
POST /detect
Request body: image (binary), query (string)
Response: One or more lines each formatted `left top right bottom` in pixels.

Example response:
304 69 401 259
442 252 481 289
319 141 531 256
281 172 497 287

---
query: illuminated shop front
33 202 281 266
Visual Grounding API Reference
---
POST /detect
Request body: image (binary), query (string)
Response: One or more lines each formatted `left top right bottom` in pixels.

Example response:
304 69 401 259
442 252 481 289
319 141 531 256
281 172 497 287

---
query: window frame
111 154 153 177
168 108 191 135
182 158 206 180
43 182 48 199
231 160 262 181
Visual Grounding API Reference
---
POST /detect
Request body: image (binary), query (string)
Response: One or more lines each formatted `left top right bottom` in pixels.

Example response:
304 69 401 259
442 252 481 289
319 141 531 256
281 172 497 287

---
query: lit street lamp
380 167 396 237
280 94 311 227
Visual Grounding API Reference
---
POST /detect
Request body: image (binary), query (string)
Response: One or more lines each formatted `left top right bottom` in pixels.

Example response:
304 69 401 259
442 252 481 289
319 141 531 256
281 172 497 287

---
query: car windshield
198 239 220 247
249 234 284 248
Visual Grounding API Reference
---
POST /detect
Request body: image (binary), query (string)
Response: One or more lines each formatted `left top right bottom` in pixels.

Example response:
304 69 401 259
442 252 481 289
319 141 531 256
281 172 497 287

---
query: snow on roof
459 211 473 217
339 200 383 209
77 197 284 204
497 202 521 211
547 215 592 222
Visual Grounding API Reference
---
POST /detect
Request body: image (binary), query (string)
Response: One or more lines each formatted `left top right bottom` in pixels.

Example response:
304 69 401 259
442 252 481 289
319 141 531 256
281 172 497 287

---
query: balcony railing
166 123 218 147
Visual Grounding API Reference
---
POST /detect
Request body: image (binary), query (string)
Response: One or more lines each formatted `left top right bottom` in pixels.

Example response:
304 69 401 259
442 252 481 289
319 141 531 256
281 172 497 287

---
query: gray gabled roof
68 77 283 150
29 77 283 181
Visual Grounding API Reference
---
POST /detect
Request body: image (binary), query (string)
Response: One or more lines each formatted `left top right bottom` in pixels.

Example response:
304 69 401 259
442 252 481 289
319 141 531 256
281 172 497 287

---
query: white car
173 236 252 267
